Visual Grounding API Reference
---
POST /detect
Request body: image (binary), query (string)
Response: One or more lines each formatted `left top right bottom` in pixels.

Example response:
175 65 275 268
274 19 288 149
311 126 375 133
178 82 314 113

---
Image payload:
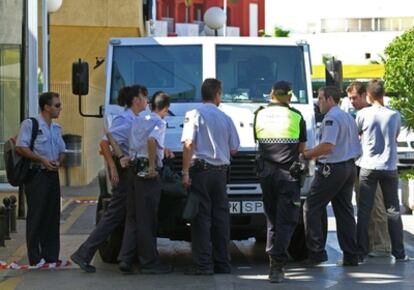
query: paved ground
1 181 414 290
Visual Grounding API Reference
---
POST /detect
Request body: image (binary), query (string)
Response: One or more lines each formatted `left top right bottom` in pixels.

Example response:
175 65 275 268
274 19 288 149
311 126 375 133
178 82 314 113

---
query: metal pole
28 0 39 117
223 0 227 36
18 185 26 219
42 0 48 92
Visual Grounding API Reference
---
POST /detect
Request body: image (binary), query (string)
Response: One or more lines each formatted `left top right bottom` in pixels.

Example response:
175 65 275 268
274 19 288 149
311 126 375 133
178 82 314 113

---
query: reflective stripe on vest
254 106 301 143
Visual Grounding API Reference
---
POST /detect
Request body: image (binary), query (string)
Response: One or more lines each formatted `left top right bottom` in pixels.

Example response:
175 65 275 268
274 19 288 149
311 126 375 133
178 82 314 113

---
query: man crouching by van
117 91 172 274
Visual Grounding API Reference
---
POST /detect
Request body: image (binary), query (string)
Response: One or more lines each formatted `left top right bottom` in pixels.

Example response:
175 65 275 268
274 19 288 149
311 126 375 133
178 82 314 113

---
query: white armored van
81 36 317 262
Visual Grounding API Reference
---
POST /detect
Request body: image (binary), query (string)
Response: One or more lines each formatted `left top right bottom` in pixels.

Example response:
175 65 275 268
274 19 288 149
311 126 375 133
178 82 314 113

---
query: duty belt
128 158 149 173
316 158 354 166
192 159 228 171
29 163 55 173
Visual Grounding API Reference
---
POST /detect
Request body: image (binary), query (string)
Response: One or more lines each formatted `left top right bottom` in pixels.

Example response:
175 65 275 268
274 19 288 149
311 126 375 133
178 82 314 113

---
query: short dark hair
367 79 384 100
150 91 171 111
346 81 366 95
319 86 341 103
117 84 148 107
201 78 222 102
39 92 60 111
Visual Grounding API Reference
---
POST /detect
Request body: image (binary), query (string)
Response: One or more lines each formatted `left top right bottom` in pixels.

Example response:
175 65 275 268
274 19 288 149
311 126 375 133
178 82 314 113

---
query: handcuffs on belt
321 163 331 178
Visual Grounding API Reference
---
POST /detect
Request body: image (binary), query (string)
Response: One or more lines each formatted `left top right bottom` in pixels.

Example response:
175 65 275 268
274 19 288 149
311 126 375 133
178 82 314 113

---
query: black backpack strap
28 117 39 150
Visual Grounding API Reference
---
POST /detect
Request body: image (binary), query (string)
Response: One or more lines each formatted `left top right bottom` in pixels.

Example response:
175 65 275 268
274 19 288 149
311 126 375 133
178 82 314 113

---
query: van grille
228 152 258 184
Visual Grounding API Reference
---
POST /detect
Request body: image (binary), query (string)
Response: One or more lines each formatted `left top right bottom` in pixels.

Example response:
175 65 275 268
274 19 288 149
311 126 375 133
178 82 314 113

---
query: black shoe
70 253 96 273
141 263 172 274
395 255 411 262
301 257 328 267
214 265 231 274
358 255 366 264
269 267 284 283
119 261 134 274
336 259 358 266
184 266 214 275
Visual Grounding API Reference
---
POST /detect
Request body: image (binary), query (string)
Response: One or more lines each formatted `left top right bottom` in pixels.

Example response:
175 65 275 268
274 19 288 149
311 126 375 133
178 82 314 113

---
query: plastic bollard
0 206 6 246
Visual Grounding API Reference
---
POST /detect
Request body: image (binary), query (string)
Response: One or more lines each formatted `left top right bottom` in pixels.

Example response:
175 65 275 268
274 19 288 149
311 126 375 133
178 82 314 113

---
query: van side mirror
72 59 89 95
72 58 102 118
325 58 343 91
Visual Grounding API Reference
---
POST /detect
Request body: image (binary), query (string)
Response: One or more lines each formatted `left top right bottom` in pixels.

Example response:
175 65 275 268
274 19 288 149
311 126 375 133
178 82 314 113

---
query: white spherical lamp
47 0 63 13
204 7 226 33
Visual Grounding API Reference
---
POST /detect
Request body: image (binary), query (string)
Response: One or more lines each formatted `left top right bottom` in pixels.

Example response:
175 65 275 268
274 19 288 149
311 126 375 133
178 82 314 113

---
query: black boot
269 256 284 283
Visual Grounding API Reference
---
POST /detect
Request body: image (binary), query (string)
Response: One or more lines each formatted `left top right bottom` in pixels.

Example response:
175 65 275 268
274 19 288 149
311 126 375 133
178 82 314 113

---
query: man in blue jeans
356 79 409 262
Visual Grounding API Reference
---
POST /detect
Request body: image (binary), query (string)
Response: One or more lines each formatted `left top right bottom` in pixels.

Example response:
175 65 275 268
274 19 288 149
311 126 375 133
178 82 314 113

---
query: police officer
71 85 148 273
303 86 361 266
117 91 172 274
254 81 307 283
16 92 66 266
181 78 240 275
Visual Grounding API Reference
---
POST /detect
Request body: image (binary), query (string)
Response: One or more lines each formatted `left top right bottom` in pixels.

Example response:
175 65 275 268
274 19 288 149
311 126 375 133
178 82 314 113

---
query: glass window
0 0 23 183
110 45 202 104
216 45 308 104
360 18 372 32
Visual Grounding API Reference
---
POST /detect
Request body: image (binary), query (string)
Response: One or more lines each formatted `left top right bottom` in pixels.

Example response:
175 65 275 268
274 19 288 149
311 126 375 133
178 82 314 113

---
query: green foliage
384 28 414 131
400 169 414 180
274 26 290 37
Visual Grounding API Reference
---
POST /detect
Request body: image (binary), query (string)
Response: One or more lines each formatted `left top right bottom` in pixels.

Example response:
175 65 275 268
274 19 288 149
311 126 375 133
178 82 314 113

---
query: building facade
156 0 265 36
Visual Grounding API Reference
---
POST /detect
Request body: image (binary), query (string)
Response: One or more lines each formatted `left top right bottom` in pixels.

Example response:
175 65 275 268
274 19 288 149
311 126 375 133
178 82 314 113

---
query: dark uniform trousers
190 166 230 271
75 167 130 263
259 162 300 264
25 170 60 265
304 160 359 261
118 169 161 268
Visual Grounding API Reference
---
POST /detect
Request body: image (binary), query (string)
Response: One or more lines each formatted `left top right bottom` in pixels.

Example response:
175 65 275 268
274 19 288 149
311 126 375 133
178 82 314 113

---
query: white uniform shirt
102 109 136 156
318 106 361 163
16 115 66 161
129 111 166 168
181 103 240 166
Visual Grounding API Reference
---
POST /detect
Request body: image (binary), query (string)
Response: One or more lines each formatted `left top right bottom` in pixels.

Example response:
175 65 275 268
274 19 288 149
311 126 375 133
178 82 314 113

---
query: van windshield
217 45 309 104
110 45 203 104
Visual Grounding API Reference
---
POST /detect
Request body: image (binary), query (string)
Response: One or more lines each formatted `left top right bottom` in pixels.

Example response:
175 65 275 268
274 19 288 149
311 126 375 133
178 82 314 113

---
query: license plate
229 201 241 214
399 152 414 159
404 152 414 159
228 201 264 214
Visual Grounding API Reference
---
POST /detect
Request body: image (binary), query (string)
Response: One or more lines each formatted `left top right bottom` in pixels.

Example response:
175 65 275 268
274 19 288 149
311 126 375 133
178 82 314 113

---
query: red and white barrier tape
0 259 71 270
73 200 98 204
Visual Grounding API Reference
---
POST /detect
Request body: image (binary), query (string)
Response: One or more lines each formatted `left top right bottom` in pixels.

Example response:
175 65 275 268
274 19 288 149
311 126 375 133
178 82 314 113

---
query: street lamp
42 0 63 92
204 7 226 36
